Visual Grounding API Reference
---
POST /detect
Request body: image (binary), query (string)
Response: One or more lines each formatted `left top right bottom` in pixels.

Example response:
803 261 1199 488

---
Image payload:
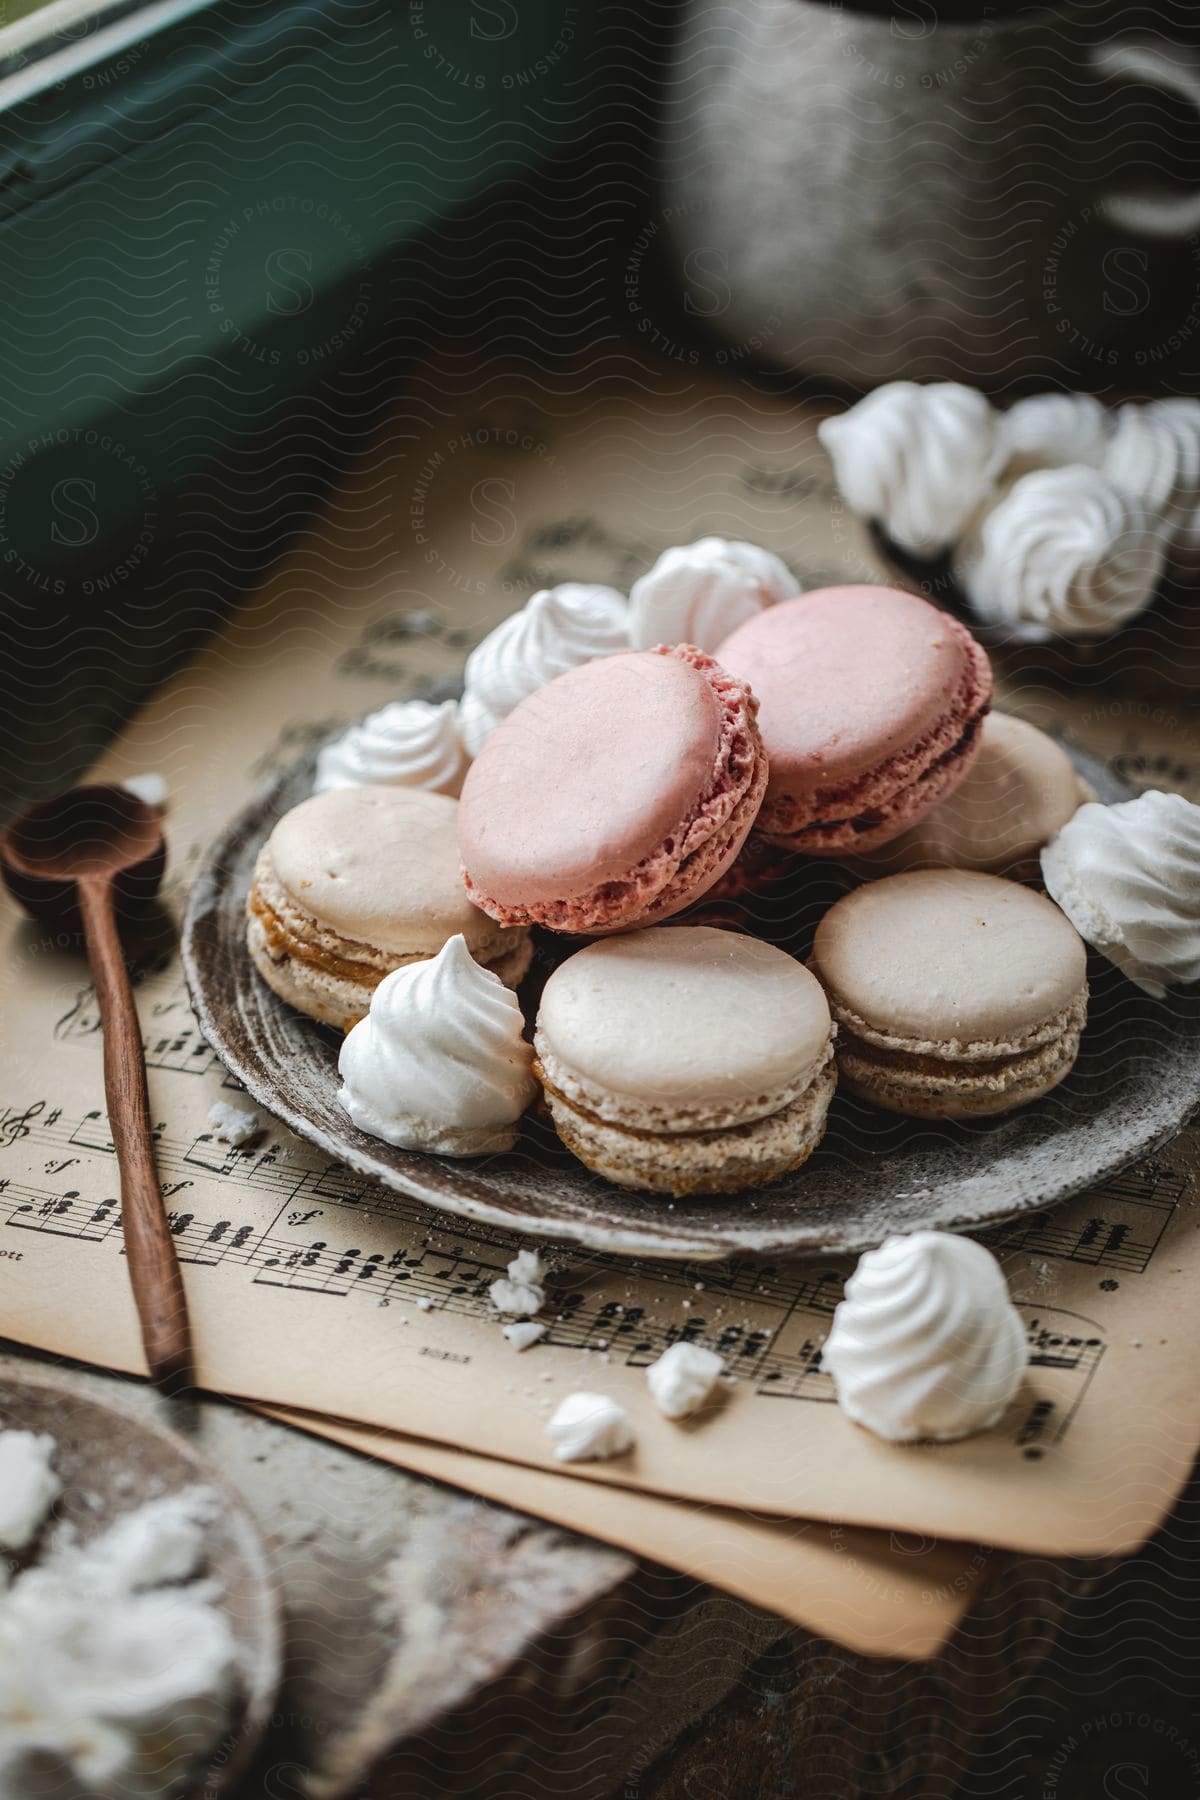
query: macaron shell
458 652 722 905
716 586 979 803
267 786 490 955
537 926 832 1111
811 869 1087 1050
855 713 1087 876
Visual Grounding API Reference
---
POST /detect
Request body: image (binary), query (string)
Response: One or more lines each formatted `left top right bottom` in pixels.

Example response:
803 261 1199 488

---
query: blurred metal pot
659 0 1200 388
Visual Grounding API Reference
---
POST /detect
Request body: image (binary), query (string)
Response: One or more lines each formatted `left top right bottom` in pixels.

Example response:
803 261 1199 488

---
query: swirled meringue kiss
822 1232 1028 1443
629 537 798 653
338 935 536 1156
1040 790 1200 997
314 699 468 797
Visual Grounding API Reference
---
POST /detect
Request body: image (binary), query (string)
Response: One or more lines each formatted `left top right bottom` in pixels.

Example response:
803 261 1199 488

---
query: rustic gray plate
181 742 1200 1261
0 1365 282 1797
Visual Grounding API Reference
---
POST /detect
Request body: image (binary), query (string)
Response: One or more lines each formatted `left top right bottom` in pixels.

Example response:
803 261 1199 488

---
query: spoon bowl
1 783 165 930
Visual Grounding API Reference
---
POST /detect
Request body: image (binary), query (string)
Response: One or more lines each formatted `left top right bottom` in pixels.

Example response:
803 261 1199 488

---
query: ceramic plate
181 740 1200 1261
0 1364 281 1795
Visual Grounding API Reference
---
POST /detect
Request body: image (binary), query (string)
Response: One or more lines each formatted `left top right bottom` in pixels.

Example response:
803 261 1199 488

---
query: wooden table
4 1341 1195 1798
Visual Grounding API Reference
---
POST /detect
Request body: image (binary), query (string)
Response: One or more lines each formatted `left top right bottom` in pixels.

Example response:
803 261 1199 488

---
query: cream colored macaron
247 787 531 1030
533 925 836 1196
852 713 1088 880
810 870 1088 1119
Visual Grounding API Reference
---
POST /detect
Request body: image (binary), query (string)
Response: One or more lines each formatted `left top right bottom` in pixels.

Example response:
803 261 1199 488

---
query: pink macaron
458 644 768 934
715 585 993 855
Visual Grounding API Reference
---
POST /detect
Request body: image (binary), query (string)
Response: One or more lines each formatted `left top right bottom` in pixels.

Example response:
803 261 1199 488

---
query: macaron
715 585 993 855
809 870 1088 1118
247 786 532 1030
533 925 836 1195
851 713 1089 880
458 644 768 935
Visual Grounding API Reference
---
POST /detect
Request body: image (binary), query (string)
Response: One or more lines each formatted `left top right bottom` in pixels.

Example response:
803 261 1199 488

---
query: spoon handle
76 875 192 1394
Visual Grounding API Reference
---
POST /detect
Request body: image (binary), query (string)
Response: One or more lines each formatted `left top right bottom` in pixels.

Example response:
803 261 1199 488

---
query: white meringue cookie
459 583 628 756
0 1432 60 1551
1104 399 1200 561
1040 791 1200 997
953 465 1166 638
1147 399 1200 562
818 381 1002 557
337 935 536 1155
628 538 798 652
314 699 468 797
545 1392 635 1463
822 1233 1028 1443
998 392 1111 477
646 1341 725 1419
489 1249 547 1316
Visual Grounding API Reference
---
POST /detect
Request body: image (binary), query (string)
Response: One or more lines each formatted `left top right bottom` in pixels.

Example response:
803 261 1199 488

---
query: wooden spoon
0 784 191 1392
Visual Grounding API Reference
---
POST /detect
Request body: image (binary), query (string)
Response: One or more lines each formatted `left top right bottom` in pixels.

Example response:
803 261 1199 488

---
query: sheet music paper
260 1405 991 1660
2 348 1198 1576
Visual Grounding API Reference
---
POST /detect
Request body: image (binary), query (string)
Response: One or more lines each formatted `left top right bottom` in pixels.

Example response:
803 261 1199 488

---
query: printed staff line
1 1164 1119 1394
0 1101 1174 1371
0 1179 812 1372
0 1179 843 1376
0 1194 1110 1456
53 977 229 1078
0 1104 866 1312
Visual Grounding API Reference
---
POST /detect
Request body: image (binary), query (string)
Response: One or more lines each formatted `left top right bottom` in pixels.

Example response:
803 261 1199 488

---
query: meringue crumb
0 1466 235 1794
647 1342 725 1420
489 1247 547 1317
122 772 168 809
0 1432 61 1550
207 1102 260 1148
510 1248 546 1285
502 1321 546 1352
545 1393 634 1463
416 1297 434 1313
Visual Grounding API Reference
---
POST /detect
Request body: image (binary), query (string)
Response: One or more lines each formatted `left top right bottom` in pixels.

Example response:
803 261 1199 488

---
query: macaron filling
825 988 1089 1066
535 1054 837 1196
834 1019 1084 1118
758 654 990 853
462 646 767 934
534 1034 836 1137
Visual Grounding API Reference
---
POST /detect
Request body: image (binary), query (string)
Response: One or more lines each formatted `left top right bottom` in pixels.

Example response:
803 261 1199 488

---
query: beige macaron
851 713 1089 880
810 870 1088 1118
533 925 836 1196
247 787 531 1030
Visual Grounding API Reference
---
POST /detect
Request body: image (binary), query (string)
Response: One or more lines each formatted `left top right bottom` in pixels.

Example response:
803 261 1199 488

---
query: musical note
981 1157 1185 1275
0 1097 1131 1457
56 969 226 1078
1 1101 59 1149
